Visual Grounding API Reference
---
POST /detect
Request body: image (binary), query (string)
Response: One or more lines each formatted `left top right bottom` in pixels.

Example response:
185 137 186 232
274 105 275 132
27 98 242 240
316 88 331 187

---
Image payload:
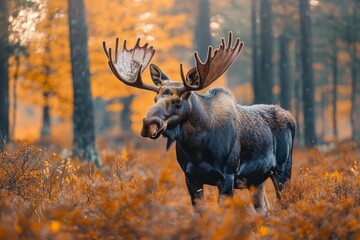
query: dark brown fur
140 66 296 214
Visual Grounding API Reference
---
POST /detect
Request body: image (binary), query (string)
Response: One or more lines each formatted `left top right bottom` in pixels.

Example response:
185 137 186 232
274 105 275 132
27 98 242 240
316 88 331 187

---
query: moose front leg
185 174 204 206
217 173 235 202
218 156 236 201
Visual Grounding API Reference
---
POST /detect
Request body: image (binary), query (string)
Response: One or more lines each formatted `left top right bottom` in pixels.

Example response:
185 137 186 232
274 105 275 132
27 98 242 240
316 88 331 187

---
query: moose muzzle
141 116 167 139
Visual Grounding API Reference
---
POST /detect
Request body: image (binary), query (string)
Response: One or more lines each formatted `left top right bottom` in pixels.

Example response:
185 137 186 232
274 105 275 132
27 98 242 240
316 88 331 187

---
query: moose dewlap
103 32 296 214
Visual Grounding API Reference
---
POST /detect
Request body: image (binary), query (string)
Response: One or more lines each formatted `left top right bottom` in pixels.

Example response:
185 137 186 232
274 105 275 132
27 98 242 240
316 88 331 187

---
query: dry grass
0 141 359 239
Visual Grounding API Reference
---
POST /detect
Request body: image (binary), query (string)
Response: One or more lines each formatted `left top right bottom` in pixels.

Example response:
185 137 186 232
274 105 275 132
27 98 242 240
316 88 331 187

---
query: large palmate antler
103 38 159 92
179 32 244 93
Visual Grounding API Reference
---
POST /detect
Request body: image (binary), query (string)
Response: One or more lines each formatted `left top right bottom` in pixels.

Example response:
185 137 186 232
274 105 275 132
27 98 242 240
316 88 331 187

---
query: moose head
103 32 244 140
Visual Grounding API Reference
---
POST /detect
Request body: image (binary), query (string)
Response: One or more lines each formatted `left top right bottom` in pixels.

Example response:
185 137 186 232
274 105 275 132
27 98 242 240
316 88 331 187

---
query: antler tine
180 31 244 93
135 38 141 48
227 31 233 49
115 38 119 62
123 39 127 50
180 63 186 83
103 37 159 92
102 41 109 58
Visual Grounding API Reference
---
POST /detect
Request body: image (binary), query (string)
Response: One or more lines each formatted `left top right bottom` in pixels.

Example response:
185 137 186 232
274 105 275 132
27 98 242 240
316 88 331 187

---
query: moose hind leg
249 182 269 216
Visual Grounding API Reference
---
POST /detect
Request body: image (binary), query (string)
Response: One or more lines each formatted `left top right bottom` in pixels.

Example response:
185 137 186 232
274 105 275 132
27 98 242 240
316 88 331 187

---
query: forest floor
0 138 360 239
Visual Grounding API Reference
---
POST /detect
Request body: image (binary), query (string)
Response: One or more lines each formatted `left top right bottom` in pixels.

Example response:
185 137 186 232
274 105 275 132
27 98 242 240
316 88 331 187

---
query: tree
294 42 303 143
346 1 360 140
39 12 54 140
0 0 9 150
279 33 291 110
120 95 135 135
258 0 274 104
194 0 212 60
68 0 100 166
24 0 72 141
331 37 338 140
299 0 316 147
274 0 298 111
251 0 261 104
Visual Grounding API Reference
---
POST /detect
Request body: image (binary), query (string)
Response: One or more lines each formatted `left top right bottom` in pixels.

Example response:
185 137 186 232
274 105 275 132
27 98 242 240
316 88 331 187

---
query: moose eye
174 99 182 109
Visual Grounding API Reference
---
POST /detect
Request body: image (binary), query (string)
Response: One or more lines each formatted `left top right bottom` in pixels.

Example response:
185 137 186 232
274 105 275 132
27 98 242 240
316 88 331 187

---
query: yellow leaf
259 226 269 237
50 221 61 233
121 150 129 161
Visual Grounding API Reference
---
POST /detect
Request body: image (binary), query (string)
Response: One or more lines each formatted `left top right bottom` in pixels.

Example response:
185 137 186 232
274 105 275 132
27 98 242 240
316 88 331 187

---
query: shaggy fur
142 66 296 213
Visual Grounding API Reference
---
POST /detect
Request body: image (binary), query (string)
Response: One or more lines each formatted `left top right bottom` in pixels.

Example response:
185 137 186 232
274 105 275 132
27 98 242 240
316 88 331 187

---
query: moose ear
181 91 192 100
185 67 199 87
150 64 169 86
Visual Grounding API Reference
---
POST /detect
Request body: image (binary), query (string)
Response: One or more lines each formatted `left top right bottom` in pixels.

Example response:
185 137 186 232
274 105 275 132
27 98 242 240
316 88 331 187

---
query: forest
0 0 359 239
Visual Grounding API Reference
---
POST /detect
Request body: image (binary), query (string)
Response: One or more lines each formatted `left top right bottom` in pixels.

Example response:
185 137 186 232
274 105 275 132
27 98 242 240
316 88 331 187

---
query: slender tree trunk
294 41 302 143
0 0 9 150
120 95 135 135
194 0 211 60
68 0 101 166
259 0 274 104
279 33 291 110
331 44 338 141
40 13 54 140
350 42 358 140
41 91 51 138
350 5 359 140
299 0 316 147
11 54 20 140
320 90 327 143
252 0 261 104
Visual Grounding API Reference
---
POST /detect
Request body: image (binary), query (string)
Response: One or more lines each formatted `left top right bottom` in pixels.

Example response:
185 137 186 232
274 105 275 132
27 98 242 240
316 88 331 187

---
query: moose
103 32 296 214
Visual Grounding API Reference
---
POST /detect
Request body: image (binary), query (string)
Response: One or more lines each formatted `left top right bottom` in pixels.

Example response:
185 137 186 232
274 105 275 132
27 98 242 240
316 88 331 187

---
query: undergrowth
0 142 359 239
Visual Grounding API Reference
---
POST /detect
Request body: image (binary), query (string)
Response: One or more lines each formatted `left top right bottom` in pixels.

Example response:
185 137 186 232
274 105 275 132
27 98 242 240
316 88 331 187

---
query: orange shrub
0 141 359 239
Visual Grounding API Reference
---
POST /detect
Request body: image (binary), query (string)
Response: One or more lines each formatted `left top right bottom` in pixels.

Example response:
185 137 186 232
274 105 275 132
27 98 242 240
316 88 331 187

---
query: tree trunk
11 54 20 140
41 92 51 138
294 41 302 143
120 95 135 135
0 0 9 150
350 42 358 140
299 0 316 147
252 0 261 104
331 44 338 141
320 90 327 143
349 4 359 141
68 0 101 166
40 11 54 141
279 33 291 110
259 0 274 104
194 0 211 60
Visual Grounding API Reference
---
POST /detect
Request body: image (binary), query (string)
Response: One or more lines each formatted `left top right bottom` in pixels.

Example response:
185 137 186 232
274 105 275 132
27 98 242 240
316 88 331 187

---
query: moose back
103 32 296 214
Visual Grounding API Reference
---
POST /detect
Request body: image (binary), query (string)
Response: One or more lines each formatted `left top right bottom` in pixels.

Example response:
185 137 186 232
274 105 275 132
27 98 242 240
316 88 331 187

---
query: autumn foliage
0 141 359 239
1 0 360 238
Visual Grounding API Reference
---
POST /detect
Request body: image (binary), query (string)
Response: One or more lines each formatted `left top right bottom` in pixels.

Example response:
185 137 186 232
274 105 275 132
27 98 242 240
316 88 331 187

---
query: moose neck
187 92 215 129
181 89 236 142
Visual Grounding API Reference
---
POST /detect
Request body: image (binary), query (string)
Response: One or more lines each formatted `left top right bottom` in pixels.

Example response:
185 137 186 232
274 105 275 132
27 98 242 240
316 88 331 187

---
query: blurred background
0 0 359 156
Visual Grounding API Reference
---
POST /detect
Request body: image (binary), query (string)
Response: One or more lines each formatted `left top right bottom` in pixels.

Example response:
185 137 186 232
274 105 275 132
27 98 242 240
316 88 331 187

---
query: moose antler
103 37 159 92
179 32 244 93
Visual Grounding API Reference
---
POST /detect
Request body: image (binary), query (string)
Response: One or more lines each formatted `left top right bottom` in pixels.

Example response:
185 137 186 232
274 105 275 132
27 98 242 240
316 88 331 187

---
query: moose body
150 85 295 211
103 32 295 213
